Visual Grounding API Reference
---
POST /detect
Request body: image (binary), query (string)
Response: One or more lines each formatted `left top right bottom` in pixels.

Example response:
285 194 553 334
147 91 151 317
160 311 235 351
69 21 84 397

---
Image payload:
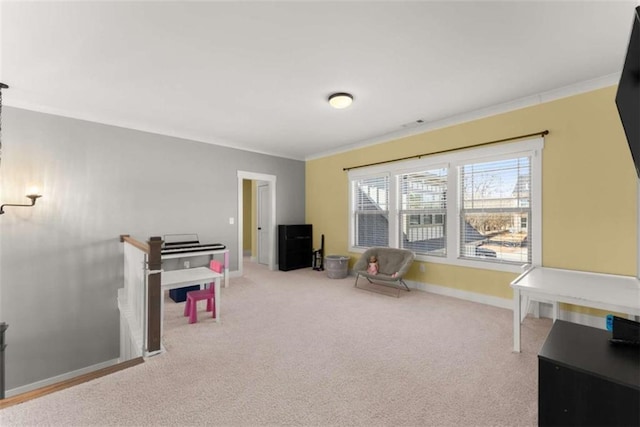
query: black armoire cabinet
278 224 312 271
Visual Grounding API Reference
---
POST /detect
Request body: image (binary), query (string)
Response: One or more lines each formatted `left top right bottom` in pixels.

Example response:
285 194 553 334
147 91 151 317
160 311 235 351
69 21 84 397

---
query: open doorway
237 171 277 276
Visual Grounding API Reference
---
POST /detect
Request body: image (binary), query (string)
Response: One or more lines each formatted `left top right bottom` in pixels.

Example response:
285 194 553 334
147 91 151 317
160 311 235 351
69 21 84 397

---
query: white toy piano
161 234 230 288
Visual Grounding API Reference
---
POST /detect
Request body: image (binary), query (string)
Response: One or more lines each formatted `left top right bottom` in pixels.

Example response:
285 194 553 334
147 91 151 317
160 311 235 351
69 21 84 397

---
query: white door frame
237 171 277 275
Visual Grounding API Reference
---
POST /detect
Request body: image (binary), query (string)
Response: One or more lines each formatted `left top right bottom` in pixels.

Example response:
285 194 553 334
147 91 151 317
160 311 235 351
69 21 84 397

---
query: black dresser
278 224 312 271
538 320 640 426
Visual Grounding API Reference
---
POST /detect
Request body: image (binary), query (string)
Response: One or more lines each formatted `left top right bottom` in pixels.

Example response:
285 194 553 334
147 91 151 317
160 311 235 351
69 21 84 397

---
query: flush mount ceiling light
328 92 353 109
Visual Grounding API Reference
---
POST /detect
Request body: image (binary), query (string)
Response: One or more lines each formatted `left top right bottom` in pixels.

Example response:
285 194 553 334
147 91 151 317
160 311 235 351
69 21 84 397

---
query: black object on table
538 320 640 426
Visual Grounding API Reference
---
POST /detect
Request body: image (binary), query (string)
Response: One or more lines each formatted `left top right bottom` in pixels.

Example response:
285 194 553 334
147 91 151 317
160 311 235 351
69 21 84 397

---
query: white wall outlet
184 261 190 269
229 217 235 225
419 264 426 273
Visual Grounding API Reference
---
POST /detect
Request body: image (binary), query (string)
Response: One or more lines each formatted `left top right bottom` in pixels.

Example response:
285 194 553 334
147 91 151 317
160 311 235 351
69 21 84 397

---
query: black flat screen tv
616 6 640 178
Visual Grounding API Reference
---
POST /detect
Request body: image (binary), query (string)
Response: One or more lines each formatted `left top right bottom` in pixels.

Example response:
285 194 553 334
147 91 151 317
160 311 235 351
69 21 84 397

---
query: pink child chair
183 260 223 324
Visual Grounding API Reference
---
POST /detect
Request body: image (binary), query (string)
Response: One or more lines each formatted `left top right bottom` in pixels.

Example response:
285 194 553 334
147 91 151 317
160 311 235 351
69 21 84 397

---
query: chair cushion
353 247 415 280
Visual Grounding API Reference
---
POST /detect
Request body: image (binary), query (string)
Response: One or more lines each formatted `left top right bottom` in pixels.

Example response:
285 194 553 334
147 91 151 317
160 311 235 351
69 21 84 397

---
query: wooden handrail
120 235 150 253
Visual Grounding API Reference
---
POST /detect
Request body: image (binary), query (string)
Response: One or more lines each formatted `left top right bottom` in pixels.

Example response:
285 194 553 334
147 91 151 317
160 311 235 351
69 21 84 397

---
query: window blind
353 175 389 247
459 156 531 264
398 168 448 256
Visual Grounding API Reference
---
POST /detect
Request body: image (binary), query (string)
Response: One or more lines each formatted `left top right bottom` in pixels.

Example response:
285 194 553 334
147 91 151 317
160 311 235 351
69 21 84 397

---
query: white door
257 183 270 265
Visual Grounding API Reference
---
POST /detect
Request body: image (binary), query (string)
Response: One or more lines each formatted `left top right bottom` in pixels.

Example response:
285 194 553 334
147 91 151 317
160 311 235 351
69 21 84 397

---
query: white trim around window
348 137 544 273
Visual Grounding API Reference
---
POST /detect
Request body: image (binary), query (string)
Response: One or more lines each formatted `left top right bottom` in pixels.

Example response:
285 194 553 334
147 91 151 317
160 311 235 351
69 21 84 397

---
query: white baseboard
404 279 608 330
535 302 607 330
406 279 513 310
5 357 120 398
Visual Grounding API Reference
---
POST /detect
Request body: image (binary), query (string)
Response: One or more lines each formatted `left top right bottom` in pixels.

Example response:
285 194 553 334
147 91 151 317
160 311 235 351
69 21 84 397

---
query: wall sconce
0 83 43 215
0 191 42 215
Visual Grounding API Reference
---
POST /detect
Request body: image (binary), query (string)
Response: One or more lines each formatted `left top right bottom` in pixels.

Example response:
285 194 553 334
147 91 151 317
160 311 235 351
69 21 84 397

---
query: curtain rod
343 130 549 172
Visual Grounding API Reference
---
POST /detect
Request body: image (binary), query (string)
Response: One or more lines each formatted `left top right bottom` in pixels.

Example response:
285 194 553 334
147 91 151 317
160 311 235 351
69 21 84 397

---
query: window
352 175 389 248
348 138 542 272
399 168 448 256
460 157 531 264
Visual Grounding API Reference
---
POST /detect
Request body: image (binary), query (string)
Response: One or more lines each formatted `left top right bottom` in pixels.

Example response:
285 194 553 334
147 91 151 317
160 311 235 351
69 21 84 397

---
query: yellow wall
306 86 637 300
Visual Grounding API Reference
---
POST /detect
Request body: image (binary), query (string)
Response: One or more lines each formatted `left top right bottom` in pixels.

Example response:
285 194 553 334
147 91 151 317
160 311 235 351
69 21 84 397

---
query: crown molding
2 101 305 161
4 73 620 163
306 73 621 161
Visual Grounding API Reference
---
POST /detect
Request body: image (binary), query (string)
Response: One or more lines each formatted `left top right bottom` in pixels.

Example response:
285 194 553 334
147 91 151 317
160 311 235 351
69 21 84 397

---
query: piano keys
160 234 229 287
161 242 226 255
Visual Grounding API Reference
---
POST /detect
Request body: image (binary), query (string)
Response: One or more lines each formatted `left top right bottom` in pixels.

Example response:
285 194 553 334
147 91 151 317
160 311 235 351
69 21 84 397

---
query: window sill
416 254 526 273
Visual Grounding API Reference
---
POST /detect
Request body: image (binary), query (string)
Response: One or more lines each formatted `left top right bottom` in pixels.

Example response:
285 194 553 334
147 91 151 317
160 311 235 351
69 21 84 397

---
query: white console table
510 266 640 352
162 248 230 288
160 267 222 341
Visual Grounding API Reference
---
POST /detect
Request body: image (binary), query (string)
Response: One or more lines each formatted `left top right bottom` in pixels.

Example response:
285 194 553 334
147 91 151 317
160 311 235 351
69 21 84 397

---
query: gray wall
0 107 306 390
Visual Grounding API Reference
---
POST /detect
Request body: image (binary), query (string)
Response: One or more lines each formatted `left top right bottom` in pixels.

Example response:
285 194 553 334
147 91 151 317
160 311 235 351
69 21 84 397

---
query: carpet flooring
1 260 552 426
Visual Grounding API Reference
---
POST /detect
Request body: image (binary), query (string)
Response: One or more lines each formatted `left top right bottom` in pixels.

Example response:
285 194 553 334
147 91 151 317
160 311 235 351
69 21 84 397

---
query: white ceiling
1 1 638 160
